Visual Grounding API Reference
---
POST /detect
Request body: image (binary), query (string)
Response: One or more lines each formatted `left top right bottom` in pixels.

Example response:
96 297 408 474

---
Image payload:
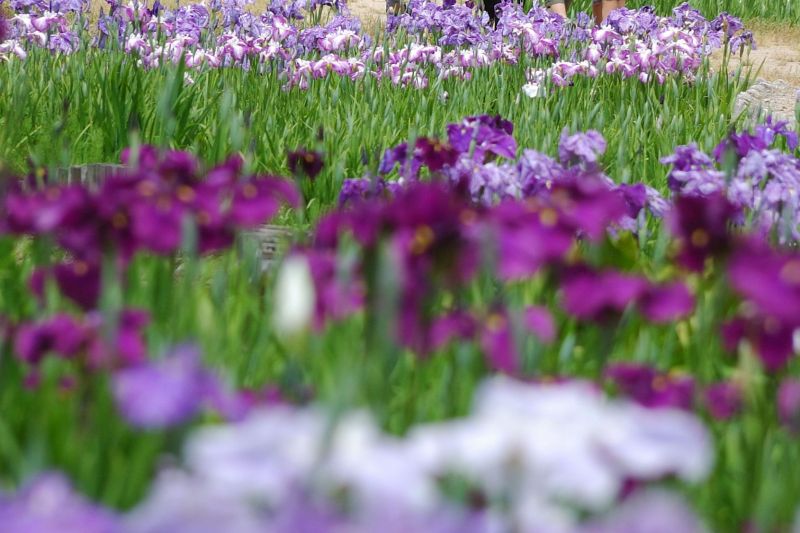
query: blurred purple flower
480 306 554 374
0 473 119 533
558 129 606 167
606 363 695 410
704 381 742 421
339 178 400 206
547 178 629 241
378 143 411 176
14 314 85 365
53 261 102 311
430 309 478 350
112 344 213 428
489 200 574 280
561 267 648 322
229 177 300 228
287 148 324 180
86 309 150 368
581 490 706 533
727 240 800 328
414 137 459 172
638 282 695 323
0 14 9 44
778 379 800 435
720 315 795 372
668 193 738 272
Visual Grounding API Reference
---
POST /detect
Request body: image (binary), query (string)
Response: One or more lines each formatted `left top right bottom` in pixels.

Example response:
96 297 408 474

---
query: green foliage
0 48 752 204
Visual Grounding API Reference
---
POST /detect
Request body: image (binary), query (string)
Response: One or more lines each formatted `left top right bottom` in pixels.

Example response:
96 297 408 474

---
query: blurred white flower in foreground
126 377 713 533
272 254 315 336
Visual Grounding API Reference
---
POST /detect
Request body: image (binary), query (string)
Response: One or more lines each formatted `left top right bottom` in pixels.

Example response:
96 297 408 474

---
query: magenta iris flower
727 239 800 328
287 148 324 180
561 267 649 322
414 137 459 172
638 282 695 323
480 305 555 374
14 314 85 365
668 193 738 272
720 316 795 372
778 379 800 435
606 363 695 410
704 381 742 421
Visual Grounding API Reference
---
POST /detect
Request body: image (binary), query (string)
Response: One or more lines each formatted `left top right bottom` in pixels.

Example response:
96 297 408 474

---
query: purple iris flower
545 178 629 241
711 12 744 39
0 14 9 43
668 193 738 272
29 261 102 311
661 144 725 195
606 363 695 410
112 344 214 429
560 267 648 322
558 129 606 168
714 122 796 162
704 381 742 421
414 137 459 172
447 115 517 163
379 143 410 175
617 183 648 219
489 200 574 280
85 309 150 368
720 315 795 372
229 177 300 228
287 148 324 180
14 314 85 365
0 473 119 533
480 305 555 374
638 282 695 323
778 379 800 434
339 178 399 206
430 310 478 350
727 239 800 328
55 261 101 311
130 196 186 254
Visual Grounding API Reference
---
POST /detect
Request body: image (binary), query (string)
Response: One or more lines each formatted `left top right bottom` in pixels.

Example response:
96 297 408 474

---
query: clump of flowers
2 146 298 311
0 0 752 91
121 377 711 532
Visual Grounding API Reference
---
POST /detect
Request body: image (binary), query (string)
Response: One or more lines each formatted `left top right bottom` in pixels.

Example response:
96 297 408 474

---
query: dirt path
347 0 387 27
711 22 800 85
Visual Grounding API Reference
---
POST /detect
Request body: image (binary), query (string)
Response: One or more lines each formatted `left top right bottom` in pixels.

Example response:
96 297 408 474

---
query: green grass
0 46 753 205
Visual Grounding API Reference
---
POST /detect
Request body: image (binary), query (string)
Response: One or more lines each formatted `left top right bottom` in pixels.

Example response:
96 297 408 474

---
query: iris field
0 0 799 531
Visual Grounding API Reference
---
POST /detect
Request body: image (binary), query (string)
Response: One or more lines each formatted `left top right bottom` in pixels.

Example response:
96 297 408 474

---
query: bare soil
711 22 800 85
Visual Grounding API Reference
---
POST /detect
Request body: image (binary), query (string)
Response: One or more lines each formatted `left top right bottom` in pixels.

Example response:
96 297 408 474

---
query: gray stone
733 79 800 128
244 224 296 270
55 163 125 188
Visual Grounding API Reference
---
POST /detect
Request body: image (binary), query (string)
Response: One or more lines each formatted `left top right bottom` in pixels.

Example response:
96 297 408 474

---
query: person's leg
546 0 567 18
616 0 626 11
601 0 616 22
484 0 499 25
592 0 602 24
